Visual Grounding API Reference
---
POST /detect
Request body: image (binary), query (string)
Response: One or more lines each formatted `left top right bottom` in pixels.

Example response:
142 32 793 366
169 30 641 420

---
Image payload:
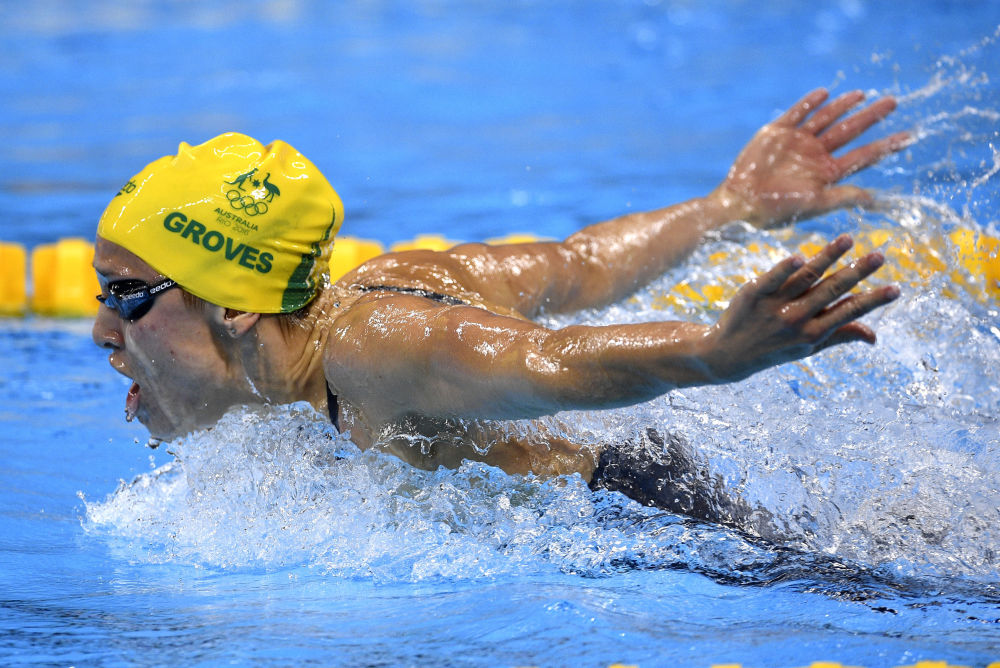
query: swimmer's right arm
429 89 910 317
326 236 898 425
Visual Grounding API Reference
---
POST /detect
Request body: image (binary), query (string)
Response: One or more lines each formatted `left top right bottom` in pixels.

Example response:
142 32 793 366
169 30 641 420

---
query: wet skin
93 88 907 482
92 237 601 476
92 240 262 439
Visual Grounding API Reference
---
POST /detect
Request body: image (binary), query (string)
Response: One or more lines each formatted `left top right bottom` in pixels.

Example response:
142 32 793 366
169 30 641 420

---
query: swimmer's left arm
326 236 898 424
375 89 910 319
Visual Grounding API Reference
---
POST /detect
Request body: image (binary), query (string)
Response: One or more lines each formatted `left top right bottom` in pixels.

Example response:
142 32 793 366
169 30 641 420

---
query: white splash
83 402 784 582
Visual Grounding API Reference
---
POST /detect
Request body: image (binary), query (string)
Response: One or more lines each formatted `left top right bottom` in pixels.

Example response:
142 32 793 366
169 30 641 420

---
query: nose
92 303 124 349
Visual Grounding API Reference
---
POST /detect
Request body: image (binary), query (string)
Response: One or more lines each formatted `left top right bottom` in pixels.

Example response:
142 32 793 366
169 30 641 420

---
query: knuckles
776 303 805 328
799 324 828 346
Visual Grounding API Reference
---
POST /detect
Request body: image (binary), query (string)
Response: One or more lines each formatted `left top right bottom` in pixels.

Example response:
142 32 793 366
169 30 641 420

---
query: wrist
706 184 756 228
661 322 726 388
691 323 727 385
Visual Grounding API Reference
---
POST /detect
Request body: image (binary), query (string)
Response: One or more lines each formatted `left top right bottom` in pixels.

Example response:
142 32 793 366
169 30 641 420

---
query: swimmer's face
91 237 254 440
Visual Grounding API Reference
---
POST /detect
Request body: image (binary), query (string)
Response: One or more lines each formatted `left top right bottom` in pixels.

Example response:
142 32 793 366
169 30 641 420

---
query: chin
151 409 228 442
136 394 239 443
136 410 182 443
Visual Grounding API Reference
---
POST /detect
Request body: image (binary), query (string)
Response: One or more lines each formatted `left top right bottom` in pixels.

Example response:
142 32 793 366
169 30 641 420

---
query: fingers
752 233 868 301
804 251 889 319
815 321 878 350
811 285 900 343
777 234 899 330
753 254 807 295
777 234 854 298
800 90 865 135
775 89 829 127
819 96 898 152
775 89 905 160
723 236 899 373
835 131 914 176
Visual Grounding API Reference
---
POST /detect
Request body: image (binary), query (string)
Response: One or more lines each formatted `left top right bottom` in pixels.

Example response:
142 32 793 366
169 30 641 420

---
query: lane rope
1 229 996 317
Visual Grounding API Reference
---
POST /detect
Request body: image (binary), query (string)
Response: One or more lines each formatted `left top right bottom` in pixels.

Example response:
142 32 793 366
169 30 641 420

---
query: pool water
2 1 1000 666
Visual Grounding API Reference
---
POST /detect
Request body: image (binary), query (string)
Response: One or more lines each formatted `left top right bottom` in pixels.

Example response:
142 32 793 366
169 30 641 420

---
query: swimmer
92 89 909 526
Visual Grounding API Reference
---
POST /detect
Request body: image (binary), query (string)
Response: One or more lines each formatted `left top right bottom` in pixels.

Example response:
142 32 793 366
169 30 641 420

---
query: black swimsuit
589 428 769 531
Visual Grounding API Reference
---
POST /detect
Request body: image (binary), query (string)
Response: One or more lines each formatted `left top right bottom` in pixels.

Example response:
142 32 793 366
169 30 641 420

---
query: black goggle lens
97 278 177 321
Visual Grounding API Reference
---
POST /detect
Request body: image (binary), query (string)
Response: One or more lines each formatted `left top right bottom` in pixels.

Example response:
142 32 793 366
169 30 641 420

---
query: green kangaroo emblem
226 168 258 191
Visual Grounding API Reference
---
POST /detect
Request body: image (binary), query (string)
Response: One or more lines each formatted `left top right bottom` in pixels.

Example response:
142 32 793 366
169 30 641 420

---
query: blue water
2 1 1000 666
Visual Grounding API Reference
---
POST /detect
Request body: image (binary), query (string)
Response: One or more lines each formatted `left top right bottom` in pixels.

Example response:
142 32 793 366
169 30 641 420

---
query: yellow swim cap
97 133 344 313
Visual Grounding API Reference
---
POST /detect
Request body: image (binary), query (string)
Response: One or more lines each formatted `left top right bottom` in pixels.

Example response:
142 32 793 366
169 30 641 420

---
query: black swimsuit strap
359 284 465 306
326 384 341 432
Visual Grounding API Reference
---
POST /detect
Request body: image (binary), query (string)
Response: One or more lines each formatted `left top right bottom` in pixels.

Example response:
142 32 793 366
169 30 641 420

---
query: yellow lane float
389 233 462 253
328 233 546 281
654 227 999 314
0 242 28 316
328 237 385 282
485 233 550 245
31 238 102 317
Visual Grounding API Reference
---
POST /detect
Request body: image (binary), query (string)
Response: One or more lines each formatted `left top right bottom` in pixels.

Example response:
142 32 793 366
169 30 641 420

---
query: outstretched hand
701 235 900 383
714 89 911 229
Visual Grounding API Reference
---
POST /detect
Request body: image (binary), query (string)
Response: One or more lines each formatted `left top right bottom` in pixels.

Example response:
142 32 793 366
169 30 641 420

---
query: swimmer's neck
234 288 339 415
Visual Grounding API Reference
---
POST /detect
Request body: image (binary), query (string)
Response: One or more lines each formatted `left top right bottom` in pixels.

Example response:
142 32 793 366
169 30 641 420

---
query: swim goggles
96 277 178 321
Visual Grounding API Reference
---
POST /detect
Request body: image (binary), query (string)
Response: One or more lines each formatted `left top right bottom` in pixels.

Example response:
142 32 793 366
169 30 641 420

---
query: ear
209 306 261 338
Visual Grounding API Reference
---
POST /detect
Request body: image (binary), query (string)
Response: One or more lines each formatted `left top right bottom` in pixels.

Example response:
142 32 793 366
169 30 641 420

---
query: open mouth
126 381 140 422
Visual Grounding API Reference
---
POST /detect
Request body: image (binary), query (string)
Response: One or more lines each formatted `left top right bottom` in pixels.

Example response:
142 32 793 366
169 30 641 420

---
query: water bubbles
82 401 787 584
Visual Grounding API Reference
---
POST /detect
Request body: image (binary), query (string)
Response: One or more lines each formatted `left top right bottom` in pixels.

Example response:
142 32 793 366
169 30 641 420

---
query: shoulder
323 286 505 426
330 245 527 319
333 247 467 288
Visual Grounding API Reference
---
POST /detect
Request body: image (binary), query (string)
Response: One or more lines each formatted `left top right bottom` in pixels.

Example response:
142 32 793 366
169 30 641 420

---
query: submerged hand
701 235 900 383
713 89 911 228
